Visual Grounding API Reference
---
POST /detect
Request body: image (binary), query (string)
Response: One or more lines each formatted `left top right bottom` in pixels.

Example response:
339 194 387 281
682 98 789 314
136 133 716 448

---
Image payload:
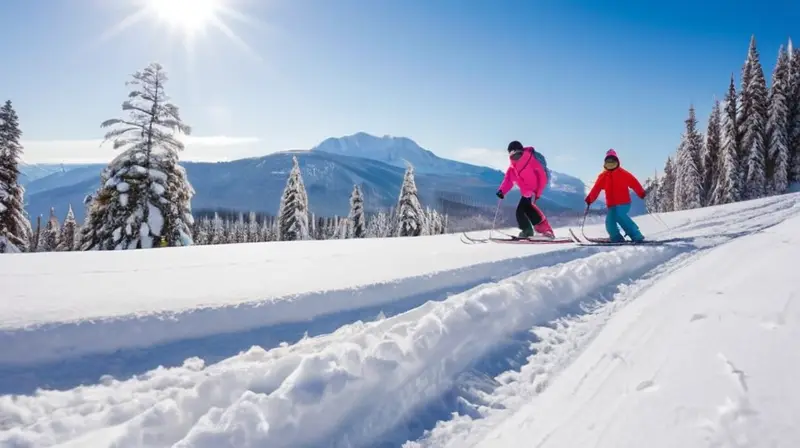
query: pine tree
742 37 770 198
701 100 722 205
348 184 366 238
643 176 661 212
674 105 704 210
0 100 32 252
788 42 800 183
56 205 78 251
711 76 743 205
246 211 259 242
36 207 60 252
86 62 195 250
396 164 424 237
278 156 310 241
658 157 677 212
738 36 756 185
767 44 791 194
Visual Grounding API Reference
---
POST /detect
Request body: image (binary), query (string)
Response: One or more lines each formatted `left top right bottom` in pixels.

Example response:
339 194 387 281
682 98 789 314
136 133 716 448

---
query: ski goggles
604 158 619 170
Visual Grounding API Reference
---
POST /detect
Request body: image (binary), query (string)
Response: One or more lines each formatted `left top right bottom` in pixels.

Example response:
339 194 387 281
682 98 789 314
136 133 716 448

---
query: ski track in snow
1 241 693 448
0 245 610 395
1 194 799 448
408 196 800 448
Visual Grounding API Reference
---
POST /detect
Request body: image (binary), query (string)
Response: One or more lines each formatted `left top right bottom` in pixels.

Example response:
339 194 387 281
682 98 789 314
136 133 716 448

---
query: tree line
0 62 447 253
645 36 800 212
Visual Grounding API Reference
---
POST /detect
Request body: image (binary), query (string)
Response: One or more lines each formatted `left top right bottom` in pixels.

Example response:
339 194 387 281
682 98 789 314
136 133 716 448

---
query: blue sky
2 0 798 182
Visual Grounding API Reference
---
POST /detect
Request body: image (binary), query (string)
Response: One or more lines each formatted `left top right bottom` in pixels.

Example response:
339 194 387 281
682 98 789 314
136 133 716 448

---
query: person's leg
605 206 625 242
615 203 644 241
530 202 555 237
516 197 534 237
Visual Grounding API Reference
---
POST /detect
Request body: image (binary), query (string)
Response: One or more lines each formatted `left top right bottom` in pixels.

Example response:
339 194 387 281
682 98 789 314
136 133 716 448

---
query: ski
488 236 574 244
460 233 489 244
568 228 691 246
460 232 575 245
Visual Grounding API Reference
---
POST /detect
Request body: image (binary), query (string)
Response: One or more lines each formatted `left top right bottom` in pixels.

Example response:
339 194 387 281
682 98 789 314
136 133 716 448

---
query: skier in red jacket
585 149 646 242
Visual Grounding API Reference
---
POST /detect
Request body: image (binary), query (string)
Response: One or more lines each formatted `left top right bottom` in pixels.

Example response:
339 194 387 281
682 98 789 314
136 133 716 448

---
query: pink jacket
498 147 547 199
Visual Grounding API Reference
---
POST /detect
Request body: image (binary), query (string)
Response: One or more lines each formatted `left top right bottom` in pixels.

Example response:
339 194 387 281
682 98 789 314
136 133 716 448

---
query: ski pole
489 198 501 240
580 205 591 240
646 204 671 231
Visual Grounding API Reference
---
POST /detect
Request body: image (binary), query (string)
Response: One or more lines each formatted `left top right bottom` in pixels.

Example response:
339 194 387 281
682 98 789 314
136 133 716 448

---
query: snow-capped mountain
312 132 480 175
314 132 590 203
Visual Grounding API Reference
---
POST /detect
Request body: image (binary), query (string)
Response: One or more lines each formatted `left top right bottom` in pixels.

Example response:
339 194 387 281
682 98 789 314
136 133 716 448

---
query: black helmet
507 140 523 152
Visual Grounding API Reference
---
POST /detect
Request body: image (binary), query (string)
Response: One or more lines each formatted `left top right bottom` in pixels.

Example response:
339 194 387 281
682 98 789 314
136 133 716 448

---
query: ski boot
518 227 535 239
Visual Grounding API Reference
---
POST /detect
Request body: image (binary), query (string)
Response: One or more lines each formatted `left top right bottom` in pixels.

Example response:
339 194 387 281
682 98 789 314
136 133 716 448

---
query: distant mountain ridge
19 133 591 222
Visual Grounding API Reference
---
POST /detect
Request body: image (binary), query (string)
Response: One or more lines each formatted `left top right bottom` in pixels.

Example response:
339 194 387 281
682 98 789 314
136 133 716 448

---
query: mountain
312 132 590 208
21 133 590 222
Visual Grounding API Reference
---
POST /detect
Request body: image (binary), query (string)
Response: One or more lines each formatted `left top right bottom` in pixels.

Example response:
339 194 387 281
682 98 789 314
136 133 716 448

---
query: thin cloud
20 136 264 164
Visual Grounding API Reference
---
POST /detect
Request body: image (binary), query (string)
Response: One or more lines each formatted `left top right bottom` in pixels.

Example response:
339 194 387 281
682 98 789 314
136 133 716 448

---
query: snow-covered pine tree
788 42 800 183
742 37 770 199
278 156 310 241
35 207 59 252
78 193 100 250
314 216 326 240
235 212 247 243
309 212 317 240
658 157 677 212
396 164 424 237
712 75 743 205
767 44 791 194
738 36 756 185
701 100 722 205
366 211 389 238
643 176 661 212
247 211 259 242
348 184 366 238
673 105 704 210
0 100 32 253
337 217 348 239
209 212 224 244
56 205 78 251
88 62 195 249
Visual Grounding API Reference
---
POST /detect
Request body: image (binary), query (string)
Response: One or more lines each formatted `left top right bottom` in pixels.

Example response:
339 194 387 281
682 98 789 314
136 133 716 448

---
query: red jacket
586 167 646 208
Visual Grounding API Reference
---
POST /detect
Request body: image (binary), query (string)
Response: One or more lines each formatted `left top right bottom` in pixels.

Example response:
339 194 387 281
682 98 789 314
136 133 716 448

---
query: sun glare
147 0 221 33
96 0 263 63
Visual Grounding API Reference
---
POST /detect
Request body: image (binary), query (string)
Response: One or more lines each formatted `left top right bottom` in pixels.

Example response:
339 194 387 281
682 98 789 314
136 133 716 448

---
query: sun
95 0 263 62
146 0 221 34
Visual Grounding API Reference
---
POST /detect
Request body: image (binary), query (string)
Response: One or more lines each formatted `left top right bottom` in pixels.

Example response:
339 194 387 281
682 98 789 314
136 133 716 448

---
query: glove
640 191 647 199
585 196 592 205
496 190 504 199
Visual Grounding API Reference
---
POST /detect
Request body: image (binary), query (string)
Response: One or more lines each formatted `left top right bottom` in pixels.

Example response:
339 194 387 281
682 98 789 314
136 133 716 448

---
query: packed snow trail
412 201 800 448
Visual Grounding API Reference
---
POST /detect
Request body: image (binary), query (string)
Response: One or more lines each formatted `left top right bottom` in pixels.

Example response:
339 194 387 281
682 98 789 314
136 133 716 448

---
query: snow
431 198 800 448
2 193 800 447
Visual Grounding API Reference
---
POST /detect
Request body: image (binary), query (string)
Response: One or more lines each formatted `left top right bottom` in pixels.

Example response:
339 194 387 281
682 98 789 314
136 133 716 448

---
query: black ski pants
516 196 544 230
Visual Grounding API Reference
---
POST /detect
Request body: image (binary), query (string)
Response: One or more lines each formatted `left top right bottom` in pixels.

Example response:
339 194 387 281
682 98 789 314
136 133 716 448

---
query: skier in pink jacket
496 141 555 239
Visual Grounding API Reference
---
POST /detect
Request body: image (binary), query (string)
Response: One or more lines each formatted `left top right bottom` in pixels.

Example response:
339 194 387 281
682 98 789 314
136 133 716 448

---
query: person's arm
585 172 606 204
624 169 646 198
498 167 515 196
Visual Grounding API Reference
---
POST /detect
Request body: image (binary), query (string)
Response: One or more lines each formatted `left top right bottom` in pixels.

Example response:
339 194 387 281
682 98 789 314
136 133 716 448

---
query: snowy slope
421 198 800 448
2 194 800 447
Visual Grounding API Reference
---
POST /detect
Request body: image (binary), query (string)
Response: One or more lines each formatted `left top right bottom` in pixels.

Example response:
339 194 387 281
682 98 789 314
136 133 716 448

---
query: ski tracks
0 242 692 448
409 243 705 448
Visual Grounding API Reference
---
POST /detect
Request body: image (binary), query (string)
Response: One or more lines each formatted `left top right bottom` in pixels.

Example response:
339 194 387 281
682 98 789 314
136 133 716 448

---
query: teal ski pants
606 203 644 242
